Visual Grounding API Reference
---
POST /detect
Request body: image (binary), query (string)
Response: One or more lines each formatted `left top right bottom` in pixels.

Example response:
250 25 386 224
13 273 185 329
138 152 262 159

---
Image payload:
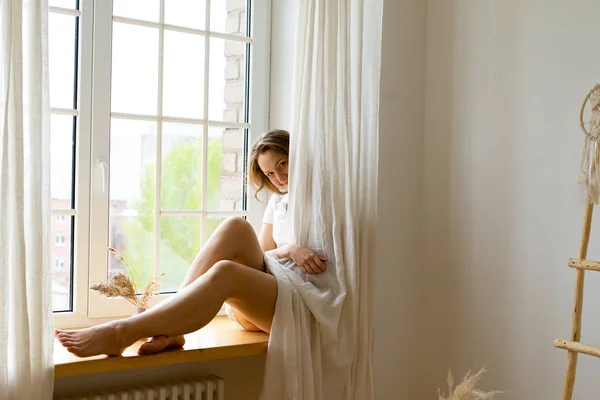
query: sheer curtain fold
0 0 54 398
260 0 382 398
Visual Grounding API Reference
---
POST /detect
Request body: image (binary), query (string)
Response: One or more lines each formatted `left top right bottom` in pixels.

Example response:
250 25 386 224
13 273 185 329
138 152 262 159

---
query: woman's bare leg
139 217 266 353
181 217 266 286
55 260 277 358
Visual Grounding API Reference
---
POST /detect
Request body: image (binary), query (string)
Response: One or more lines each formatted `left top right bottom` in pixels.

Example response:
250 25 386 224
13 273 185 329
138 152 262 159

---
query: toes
173 336 186 348
139 336 169 355
55 329 72 339
58 337 77 346
56 332 81 348
65 346 82 356
138 343 158 355
57 333 74 343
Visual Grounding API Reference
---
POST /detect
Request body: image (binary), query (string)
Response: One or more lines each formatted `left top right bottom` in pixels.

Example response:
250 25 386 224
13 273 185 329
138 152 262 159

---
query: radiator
56 376 224 400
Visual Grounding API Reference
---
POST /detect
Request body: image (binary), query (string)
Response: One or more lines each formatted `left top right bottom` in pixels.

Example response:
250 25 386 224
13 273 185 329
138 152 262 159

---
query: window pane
165 0 206 30
158 216 226 293
51 215 73 312
208 126 243 211
113 0 160 23
209 38 247 122
161 123 203 210
108 119 157 286
207 216 226 239
49 0 77 9
51 115 75 205
111 23 159 115
159 216 201 292
49 13 77 109
211 0 247 37
163 31 205 119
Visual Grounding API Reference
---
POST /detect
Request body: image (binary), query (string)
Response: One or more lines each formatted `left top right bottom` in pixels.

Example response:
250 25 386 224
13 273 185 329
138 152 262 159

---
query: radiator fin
56 376 224 400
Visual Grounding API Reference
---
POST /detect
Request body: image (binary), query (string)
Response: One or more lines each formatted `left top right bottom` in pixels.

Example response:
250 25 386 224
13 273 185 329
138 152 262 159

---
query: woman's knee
206 260 247 298
222 216 250 230
217 217 252 237
209 260 239 282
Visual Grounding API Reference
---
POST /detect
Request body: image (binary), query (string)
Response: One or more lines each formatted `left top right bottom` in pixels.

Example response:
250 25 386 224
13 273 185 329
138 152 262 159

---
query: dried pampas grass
438 369 501 400
90 247 164 309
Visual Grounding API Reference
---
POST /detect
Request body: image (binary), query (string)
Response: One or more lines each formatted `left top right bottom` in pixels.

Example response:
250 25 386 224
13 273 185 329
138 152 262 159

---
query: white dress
224 193 289 328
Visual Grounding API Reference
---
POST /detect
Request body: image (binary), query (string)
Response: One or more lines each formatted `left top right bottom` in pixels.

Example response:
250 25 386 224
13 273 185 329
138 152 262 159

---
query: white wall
374 0 427 399
423 0 600 398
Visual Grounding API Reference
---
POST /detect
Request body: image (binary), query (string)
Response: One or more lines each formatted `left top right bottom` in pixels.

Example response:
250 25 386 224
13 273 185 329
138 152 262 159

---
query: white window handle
98 158 108 193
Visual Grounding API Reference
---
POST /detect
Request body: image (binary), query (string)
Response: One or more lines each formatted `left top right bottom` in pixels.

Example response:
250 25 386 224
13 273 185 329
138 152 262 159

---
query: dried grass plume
90 247 164 309
438 369 501 400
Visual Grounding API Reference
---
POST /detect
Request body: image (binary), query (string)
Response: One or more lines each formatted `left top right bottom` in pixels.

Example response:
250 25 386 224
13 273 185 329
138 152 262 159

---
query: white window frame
53 0 271 328
52 0 94 327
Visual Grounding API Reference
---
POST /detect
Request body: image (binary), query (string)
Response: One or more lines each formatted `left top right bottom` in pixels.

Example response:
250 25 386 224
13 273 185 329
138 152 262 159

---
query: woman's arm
258 223 277 252
259 214 327 274
258 223 297 259
272 244 295 259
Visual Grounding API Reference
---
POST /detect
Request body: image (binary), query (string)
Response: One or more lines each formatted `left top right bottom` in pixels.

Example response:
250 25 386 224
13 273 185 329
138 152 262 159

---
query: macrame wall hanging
580 83 600 204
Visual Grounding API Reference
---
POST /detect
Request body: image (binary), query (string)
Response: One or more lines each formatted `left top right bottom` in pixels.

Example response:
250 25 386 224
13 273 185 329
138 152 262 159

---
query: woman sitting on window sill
56 129 328 357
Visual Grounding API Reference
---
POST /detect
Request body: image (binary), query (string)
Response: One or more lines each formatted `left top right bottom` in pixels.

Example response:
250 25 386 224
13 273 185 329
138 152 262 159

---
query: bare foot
138 334 186 355
55 321 131 357
131 306 185 355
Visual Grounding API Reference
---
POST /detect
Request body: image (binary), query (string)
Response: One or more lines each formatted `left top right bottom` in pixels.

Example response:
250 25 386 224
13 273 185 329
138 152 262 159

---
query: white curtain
261 0 383 398
0 0 55 398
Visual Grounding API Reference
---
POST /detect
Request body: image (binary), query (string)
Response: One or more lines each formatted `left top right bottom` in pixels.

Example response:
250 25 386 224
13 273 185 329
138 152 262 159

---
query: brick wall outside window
220 0 247 211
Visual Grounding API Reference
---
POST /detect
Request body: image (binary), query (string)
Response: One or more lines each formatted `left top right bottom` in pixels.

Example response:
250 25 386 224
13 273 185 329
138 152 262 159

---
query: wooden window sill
54 316 269 378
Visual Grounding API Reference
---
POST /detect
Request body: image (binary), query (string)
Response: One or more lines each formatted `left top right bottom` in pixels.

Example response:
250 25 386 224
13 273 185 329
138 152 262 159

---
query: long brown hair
248 129 290 200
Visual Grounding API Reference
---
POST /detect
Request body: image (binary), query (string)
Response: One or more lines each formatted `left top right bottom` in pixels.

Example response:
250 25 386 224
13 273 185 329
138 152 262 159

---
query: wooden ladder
555 203 596 399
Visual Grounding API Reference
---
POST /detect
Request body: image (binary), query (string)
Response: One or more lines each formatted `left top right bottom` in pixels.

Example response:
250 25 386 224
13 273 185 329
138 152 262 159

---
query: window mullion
200 0 211 247
154 0 166 279
49 6 81 17
51 107 79 116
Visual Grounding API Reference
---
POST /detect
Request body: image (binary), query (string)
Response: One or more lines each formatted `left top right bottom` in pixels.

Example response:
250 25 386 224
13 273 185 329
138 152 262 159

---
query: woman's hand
278 244 327 274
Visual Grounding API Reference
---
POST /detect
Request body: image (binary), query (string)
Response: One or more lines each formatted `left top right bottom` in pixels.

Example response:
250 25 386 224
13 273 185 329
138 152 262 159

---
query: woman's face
257 150 288 190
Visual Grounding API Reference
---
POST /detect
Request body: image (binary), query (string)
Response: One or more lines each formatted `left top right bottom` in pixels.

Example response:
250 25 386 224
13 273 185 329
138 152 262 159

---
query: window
50 0 270 325
55 259 66 269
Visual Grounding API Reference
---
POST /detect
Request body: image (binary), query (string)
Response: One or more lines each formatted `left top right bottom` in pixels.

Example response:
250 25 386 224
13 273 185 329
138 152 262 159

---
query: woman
56 129 327 357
